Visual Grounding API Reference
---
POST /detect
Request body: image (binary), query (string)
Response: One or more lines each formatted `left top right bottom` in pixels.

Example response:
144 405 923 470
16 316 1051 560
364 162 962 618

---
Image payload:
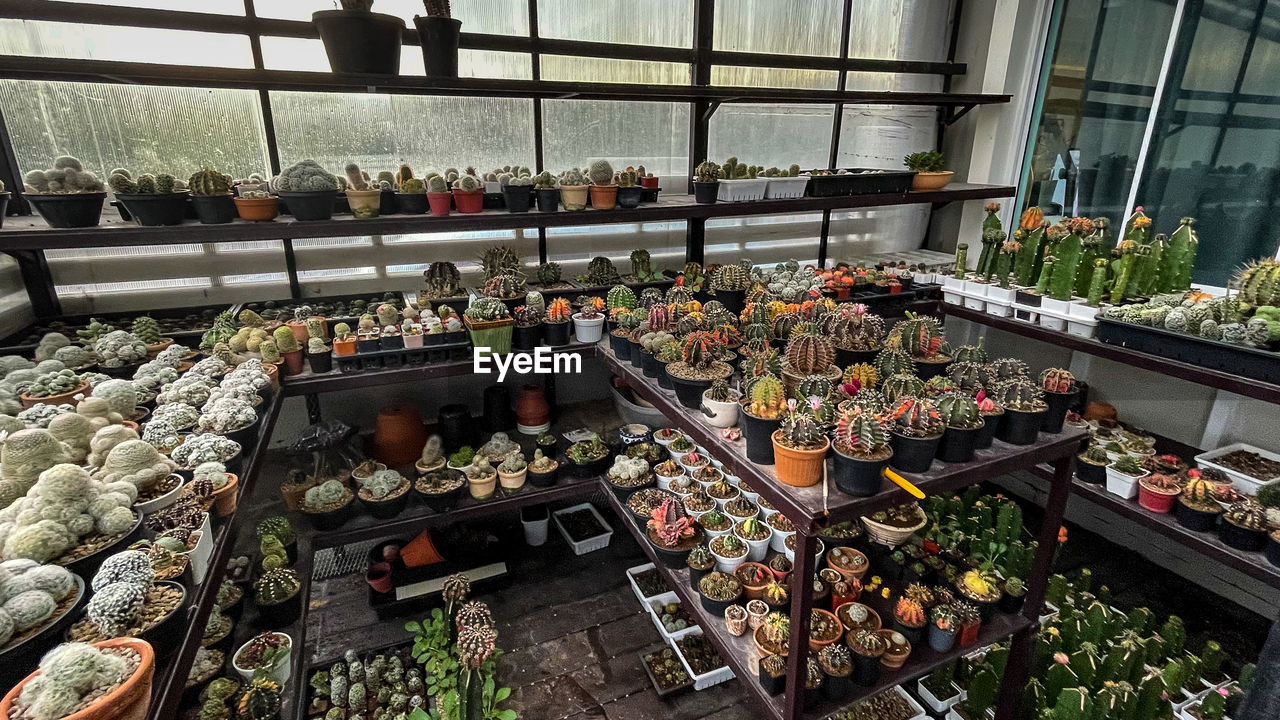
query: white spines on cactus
85 580 145 636
91 550 154 592
140 418 181 451
33 333 71 363
46 413 94 464
170 433 240 468
607 455 649 482
92 439 177 493
192 461 231 490
86 424 138 469
197 396 257 434
92 379 140 418
92 331 147 368
149 401 199 430
587 160 615 186
157 374 214 407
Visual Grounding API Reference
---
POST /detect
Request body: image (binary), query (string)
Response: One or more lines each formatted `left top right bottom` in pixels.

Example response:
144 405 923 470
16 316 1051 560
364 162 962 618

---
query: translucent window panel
51 0 241 11
713 0 843 56
537 0 692 48
261 36 531 78
826 206 932 263
270 92 535 178
836 105 936 169
255 0 530 35
704 216 821 269
711 66 838 91
848 0 953 62
0 19 252 67
843 72 943 93
542 101 690 177
0 81 271 179
540 56 690 85
708 105 833 170
547 223 688 281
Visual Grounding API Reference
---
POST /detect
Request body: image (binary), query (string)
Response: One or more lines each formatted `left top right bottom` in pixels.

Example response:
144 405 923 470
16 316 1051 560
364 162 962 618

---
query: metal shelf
940 304 1280 406
0 184 1015 251
600 345 1088 533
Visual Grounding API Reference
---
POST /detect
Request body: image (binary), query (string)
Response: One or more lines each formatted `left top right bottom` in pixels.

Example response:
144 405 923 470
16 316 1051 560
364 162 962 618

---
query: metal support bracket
700 101 721 124
4 250 61 319
305 394 322 424
943 102 977 126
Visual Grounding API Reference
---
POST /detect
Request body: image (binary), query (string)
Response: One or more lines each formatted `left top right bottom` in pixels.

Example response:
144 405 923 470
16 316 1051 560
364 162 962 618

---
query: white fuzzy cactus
46 412 94 464
92 379 139 418
171 433 240 468
0 464 135 563
157 374 214 406
93 439 177 493
196 396 256 434
608 455 649 482
149 401 198 430
92 331 147 368
75 396 123 431
86 425 138 469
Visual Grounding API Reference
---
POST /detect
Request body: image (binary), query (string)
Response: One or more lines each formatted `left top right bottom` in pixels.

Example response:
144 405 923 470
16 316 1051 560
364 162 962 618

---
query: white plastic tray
764 176 809 199
626 562 662 606
645 591 701 641
1195 442 1280 495
553 502 613 555
671 628 734 690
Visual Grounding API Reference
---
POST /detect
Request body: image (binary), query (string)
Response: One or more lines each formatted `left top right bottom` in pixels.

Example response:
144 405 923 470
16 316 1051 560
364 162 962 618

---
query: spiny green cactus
131 316 162 345
694 160 721 183
535 262 562 286
606 284 636 312
937 392 982 429
588 160 614 186
254 567 300 605
188 167 232 196
272 325 300 353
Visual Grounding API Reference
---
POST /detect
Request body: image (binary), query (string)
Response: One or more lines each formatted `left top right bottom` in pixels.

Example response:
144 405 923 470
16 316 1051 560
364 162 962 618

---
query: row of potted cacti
689 151 954 205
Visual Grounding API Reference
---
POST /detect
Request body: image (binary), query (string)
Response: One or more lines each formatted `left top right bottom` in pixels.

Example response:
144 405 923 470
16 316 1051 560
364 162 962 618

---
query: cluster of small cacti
23 369 83 398
188 168 233 196
761 164 802 177
93 331 148 368
463 297 510 322
22 156 107 194
0 463 138 563
86 549 155 635
720 157 761 180
303 479 352 511
0 560 77 644
171 433 240 468
15 641 134 720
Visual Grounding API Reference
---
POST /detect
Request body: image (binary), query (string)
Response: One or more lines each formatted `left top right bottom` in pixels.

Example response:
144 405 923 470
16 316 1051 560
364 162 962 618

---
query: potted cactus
709 263 751 316
356 468 411 519
188 167 236 224
533 171 559 211
1138 472 1182 513
586 160 617 209
716 157 767 202
419 173 450 215
558 168 588 210
19 368 90 409
313 0 404 75
1076 444 1109 485
646 499 702 568
1220 500 1269 551
231 631 292 683
501 172 534 213
272 160 340 220
395 174 429 214
700 379 740 429
991 377 1046 445
401 318 424 349
108 169 190 226
331 323 357 356
413 0 462 77
693 160 720 204
451 172 484 213
615 167 643 208
304 337 332 374
935 392 984 463
886 397 945 473
741 374 785 464
571 298 605 343
252 567 302 628
542 297 572 346
1039 368 1078 433
299 479 354 530
1 638 156 720
497 451 528 493
21 155 109 228
234 187 278 221
665 331 733 409
463 298 514 354
526 449 558 488
271 326 303 376
771 401 830 487
697 571 742 617
904 150 952 190
832 404 892 496
342 162 383 218
1105 454 1148 499
511 304 542 350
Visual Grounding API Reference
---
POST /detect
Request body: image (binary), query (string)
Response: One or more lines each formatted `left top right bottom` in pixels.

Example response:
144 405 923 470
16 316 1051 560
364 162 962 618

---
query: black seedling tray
329 338 470 375
232 292 408 332
803 168 917 197
0 302 229 355
1097 317 1280 384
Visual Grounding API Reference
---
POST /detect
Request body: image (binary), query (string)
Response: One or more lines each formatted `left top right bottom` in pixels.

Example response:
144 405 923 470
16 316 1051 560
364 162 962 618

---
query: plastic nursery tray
329 338 470 374
231 291 409 331
671 629 733 691
552 502 614 556
301 639 415 719
626 562 669 607
645 590 701 642
1097 317 1280 384
1194 442 1280 495
640 647 695 699
803 168 917 197
0 302 229 354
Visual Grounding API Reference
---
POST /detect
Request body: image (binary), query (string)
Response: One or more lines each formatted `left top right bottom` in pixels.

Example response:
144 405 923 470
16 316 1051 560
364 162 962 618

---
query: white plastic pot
521 507 549 546
700 392 740 428
918 678 962 714
764 176 809 199
1039 310 1067 331
717 178 767 203
768 525 794 553
735 522 773 562
233 632 292 684
711 544 747 573
1105 466 1146 499
572 314 605 343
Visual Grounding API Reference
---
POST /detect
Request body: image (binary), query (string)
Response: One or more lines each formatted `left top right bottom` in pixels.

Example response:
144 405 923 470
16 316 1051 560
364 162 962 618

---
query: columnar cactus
478 245 520 280
423 261 463 298
1012 207 1048 286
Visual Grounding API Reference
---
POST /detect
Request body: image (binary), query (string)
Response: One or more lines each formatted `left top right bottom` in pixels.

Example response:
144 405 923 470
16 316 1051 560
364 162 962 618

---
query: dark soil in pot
301 498 354 531
358 482 411 520
997 407 1045 445
888 431 942 473
191 194 236 224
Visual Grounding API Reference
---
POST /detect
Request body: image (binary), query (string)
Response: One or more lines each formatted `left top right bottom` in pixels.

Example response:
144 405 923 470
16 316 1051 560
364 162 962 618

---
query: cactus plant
888 397 944 438
1012 207 1048 286
588 160 615 186
833 405 889 457
272 160 340 192
936 392 982 429
694 160 721 183
188 168 232 196
22 156 107 194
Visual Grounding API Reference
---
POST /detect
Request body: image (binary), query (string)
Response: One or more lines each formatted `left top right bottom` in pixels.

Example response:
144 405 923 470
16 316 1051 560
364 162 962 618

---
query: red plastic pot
958 618 982 646
452 188 483 213
1138 485 1178 514
427 191 452 216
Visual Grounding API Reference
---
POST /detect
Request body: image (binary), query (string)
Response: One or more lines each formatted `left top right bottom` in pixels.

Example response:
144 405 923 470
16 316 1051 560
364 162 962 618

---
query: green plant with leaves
406 608 458 698
904 151 946 172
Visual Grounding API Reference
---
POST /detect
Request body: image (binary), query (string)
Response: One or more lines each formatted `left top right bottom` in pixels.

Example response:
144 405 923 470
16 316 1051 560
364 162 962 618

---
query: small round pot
396 192 429 214
116 192 190 226
307 351 333 374
567 454 611 478
513 323 542 350
366 562 393 594
26 192 107 228
573 314 605 343
313 9 404 74
232 633 292 684
1219 517 1268 551
741 410 780 465
851 650 883 686
255 584 303 629
527 463 559 487
543 321 571 347
888 431 942 473
300 497 354 531
701 393 739 428
699 587 742 618
1076 457 1106 484
693 181 718 204
234 196 279 221
832 446 890 496
927 623 957 653
209 473 239 516
616 185 643 208
937 424 981 463
667 372 716 410
997 407 1046 445
1137 484 1179 514
468 473 497 500
427 191 452 216
536 188 560 211
771 432 829 487
359 484 411 520
1174 500 1221 532
911 171 953 191
452 188 484 213
415 482 464 513
1042 389 1078 433
998 590 1026 614
191 194 236 224
560 185 588 210
499 467 527 493
974 412 1002 449
277 190 337 220
345 189 382 218
608 332 631 360
588 184 618 210
502 185 533 213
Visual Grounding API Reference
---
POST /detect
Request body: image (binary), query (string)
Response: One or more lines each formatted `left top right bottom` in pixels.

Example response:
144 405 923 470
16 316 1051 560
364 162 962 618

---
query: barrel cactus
272 160 340 192
588 160 615 186
936 392 982 429
188 168 232 196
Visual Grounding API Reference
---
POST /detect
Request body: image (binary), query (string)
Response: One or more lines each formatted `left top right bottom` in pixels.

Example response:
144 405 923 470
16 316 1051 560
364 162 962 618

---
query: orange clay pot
1 637 155 720
770 431 829 487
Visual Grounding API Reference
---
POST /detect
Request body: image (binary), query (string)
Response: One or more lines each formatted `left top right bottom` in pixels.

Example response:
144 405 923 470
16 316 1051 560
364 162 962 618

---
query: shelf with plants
602 487 1033 720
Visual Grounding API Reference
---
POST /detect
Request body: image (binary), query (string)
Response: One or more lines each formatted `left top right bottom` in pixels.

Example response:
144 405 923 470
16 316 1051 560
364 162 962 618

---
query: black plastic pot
255 589 303 629
27 192 107 228
888 431 942 473
379 188 396 215
527 465 559 487
617 185 643 208
116 192 189 226
396 192 429 214
649 534 698 569
609 332 631 360
714 289 746 317
656 360 674 389
937 425 980 463
0 192 7 228
641 350 660 378
698 591 739 618
1076 457 1106 484
668 372 714 410
307 351 333 374
314 10 404 74
998 591 1027 614
694 182 718 204
357 337 382 353
567 455 611 478
277 190 338 220
381 333 405 350
536 188 560 212
688 563 713 592
438 404 471 452
1042 389 1078 433
760 666 786 696
513 324 542 350
915 358 950 381
741 410 780 464
302 499 354 531
416 482 464 513
1219 518 1268 551
974 412 1001 449
544 322 571 347
629 341 645 369
191 194 236 224
997 408 1046 445
503 185 533 212
413 15 462 77
821 670 852 702
1266 534 1280 568
851 652 882 686
359 488 410 520
832 447 889 496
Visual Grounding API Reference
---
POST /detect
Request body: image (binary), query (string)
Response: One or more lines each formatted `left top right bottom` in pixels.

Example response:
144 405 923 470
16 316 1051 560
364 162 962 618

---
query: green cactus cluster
721 157 760 180
22 155 106 194
188 167 232 196
109 170 180 195
580 256 622 286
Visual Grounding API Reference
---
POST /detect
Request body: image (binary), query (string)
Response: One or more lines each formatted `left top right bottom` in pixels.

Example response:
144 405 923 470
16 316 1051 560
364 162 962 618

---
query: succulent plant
22 156 107 194
272 160 340 192
255 568 300 605
888 397 944 438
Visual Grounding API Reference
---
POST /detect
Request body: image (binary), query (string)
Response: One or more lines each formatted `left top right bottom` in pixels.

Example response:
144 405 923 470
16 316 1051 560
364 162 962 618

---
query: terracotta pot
826 547 870 583
1 637 155 720
210 473 240 516
878 629 911 669
286 320 309 345
146 338 174 357
453 188 484 213
234 196 279 221
366 562 393 593
333 337 357 356
373 402 428 468
771 431 829 487
588 184 618 210
401 530 445 568
427 191 452 216
735 562 773 600
20 380 90 409
910 171 953 191
516 384 550 433
262 362 279 390
559 184 588 210
809 608 843 653
281 349 304 376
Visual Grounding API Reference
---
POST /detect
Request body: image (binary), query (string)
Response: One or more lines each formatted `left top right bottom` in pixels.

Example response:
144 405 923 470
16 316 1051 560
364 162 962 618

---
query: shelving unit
597 345 1086 720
